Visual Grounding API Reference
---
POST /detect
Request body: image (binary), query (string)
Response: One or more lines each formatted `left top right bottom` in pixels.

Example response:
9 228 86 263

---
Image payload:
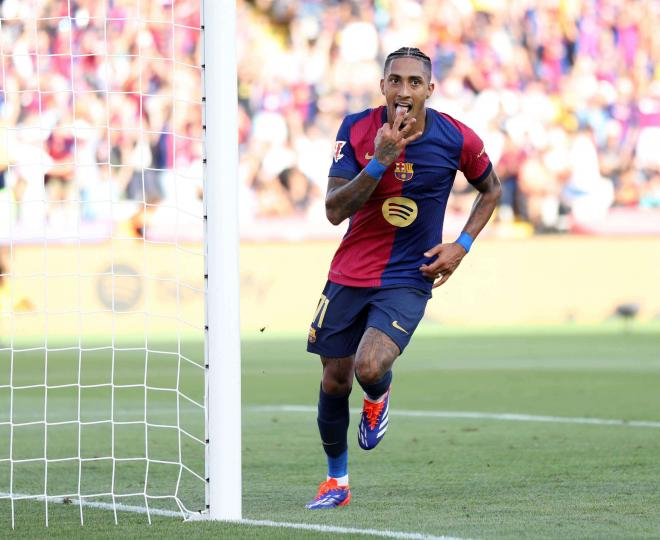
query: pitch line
238 519 467 539
247 405 660 428
1 493 467 540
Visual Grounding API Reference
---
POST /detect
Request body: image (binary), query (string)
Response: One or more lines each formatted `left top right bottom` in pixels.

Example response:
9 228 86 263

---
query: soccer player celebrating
304 47 501 509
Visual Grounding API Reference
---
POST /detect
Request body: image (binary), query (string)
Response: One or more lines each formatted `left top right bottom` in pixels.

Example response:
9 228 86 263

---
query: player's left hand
419 242 467 288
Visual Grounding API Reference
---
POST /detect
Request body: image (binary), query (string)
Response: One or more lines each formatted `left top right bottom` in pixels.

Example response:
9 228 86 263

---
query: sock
357 370 392 401
327 450 348 486
317 384 350 479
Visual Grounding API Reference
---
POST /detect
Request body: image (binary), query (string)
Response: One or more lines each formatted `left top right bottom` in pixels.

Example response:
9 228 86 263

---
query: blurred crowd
0 0 203 239
237 0 660 234
1 0 660 241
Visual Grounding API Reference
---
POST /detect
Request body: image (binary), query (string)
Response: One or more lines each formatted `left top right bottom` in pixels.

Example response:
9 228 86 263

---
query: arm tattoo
325 172 380 225
463 169 502 239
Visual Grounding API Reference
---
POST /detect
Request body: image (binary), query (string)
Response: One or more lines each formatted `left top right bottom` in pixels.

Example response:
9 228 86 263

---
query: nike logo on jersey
391 320 409 334
365 152 374 160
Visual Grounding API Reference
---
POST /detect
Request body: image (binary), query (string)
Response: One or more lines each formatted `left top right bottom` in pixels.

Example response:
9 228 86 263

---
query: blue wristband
455 231 474 253
364 157 387 180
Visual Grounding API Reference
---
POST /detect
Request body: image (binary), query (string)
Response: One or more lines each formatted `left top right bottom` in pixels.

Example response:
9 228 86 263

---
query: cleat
358 385 391 450
305 478 351 509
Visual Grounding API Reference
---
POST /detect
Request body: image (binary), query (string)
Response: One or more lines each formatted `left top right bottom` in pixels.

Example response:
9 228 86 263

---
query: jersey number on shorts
312 294 330 328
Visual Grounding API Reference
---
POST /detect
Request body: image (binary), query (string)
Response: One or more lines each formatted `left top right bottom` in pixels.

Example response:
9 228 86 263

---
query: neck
412 108 426 135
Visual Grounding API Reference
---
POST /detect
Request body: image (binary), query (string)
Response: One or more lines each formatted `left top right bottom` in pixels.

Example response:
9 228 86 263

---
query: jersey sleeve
328 116 361 180
457 123 492 185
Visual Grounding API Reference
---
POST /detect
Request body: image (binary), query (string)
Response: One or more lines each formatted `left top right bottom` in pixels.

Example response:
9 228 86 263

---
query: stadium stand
1 0 659 240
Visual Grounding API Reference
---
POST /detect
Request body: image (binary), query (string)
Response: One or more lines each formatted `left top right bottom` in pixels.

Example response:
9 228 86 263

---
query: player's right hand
373 109 422 166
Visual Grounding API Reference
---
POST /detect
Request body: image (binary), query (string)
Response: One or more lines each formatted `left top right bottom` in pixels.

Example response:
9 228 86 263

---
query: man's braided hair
384 47 432 81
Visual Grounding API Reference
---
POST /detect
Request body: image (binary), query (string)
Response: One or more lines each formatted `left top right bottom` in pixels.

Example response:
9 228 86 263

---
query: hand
373 109 422 167
419 242 467 289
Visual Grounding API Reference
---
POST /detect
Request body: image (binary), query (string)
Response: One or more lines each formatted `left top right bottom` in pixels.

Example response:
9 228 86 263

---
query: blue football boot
358 386 390 450
305 478 351 509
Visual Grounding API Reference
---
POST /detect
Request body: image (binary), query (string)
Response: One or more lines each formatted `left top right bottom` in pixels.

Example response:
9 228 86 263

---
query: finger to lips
393 113 404 132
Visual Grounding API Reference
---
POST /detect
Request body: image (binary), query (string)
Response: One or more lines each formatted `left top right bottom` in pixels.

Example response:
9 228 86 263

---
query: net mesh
0 0 206 526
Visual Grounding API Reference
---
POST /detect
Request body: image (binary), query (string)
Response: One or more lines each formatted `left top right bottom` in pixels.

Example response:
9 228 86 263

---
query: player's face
380 57 434 128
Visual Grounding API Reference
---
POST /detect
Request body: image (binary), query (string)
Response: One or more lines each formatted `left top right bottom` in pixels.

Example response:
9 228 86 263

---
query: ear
426 81 435 99
380 78 385 95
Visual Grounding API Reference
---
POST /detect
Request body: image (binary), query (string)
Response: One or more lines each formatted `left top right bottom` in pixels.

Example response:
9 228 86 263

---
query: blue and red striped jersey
327 106 492 291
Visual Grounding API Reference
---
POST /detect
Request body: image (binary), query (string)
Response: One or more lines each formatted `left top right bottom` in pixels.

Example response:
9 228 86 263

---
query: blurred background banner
1 0 659 334
2 237 659 338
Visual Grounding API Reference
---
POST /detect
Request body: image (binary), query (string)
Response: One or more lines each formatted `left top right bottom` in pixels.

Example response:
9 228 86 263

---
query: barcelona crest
394 162 414 182
308 327 317 343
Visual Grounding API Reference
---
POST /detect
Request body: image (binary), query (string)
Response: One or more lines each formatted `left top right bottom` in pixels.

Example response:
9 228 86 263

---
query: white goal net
0 0 234 527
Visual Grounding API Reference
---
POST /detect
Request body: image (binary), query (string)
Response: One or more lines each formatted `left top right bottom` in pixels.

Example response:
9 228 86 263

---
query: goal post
202 0 242 522
0 0 241 526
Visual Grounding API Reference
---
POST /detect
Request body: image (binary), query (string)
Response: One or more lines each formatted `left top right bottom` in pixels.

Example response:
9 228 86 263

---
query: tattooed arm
325 175 378 226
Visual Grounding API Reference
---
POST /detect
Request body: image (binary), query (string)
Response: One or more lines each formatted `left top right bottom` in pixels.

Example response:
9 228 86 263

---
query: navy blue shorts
306 281 431 358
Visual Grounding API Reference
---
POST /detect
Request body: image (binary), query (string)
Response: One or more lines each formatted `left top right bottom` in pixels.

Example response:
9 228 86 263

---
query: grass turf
1 327 660 539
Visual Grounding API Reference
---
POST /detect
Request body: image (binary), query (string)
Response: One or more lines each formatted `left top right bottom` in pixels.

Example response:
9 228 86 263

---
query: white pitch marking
0 493 468 540
0 493 186 518
238 519 468 540
247 405 660 428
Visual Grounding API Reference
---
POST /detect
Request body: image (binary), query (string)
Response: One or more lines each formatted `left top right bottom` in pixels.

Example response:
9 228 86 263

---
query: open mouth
395 103 412 115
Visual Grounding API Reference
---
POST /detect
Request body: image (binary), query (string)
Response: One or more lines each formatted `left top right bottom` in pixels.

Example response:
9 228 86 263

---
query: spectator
640 170 660 209
1 0 660 239
278 166 320 215
518 146 562 232
613 169 642 208
562 128 614 224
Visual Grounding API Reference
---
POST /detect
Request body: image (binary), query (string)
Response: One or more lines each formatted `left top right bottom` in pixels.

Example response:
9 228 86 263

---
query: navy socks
317 370 392 479
317 385 350 478
317 385 350 458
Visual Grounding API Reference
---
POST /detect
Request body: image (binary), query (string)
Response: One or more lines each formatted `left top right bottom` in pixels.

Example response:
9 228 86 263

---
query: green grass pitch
1 326 660 539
